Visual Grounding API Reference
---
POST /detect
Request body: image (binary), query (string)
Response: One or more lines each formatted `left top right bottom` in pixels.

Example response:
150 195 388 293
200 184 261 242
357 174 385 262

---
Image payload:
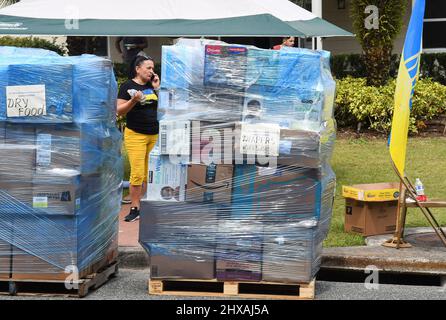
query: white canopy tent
0 0 352 38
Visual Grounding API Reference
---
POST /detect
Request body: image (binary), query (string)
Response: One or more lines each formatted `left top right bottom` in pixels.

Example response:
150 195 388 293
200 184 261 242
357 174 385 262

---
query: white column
311 0 323 50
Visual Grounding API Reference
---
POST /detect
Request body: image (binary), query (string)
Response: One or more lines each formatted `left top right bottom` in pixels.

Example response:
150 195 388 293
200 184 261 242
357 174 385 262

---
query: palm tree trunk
0 0 18 9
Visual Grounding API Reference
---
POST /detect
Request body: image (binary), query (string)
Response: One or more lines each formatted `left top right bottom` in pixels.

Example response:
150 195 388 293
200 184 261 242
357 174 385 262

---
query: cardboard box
159 120 191 156
0 182 33 207
204 45 248 88
32 171 81 215
6 63 73 123
342 183 401 202
0 239 11 279
9 214 118 280
231 165 321 220
234 122 331 168
1 124 36 182
139 201 218 245
186 164 233 205
344 198 398 236
277 129 322 168
190 120 235 165
242 84 324 129
35 125 81 172
235 122 281 157
139 201 217 279
146 153 187 202
147 248 215 280
159 88 244 122
216 220 262 281
261 224 322 283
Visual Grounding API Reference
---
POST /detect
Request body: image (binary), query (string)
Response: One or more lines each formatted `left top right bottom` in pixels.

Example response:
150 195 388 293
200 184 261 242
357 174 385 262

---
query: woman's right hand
131 90 144 102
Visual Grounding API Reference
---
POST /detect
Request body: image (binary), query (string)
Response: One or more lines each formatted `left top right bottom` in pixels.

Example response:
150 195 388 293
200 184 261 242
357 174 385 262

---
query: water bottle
415 178 427 202
127 89 145 103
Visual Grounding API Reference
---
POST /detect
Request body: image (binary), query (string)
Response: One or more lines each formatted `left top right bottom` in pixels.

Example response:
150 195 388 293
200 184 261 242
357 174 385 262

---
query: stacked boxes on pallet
0 47 122 280
139 39 337 284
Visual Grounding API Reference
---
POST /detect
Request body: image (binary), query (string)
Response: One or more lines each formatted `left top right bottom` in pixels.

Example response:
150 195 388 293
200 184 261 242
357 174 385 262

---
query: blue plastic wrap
69 55 118 125
0 46 122 278
140 39 337 284
0 49 117 125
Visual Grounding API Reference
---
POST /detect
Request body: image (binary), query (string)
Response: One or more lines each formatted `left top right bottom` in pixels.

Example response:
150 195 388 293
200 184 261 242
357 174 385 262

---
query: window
289 0 312 11
423 0 446 50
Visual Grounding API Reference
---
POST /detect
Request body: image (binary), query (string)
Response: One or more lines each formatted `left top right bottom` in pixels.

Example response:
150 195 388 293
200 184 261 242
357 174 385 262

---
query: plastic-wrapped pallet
139 39 337 285
0 46 122 280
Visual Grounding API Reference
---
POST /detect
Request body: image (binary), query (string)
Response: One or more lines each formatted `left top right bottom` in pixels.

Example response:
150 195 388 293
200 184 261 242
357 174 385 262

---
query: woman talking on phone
117 55 160 222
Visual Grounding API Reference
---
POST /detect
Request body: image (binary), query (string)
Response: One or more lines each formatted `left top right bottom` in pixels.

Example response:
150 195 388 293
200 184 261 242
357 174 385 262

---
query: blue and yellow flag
389 0 425 177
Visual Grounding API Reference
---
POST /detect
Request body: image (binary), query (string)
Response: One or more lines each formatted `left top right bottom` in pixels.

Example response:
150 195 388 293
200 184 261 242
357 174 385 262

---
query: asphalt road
0 269 445 301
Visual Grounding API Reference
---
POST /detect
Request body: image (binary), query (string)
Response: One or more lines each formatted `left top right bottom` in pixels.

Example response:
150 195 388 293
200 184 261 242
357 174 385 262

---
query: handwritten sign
6 85 46 117
240 123 280 157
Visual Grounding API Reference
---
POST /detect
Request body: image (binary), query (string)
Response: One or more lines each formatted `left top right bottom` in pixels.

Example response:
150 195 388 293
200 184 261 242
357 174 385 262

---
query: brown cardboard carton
190 120 235 165
215 220 262 281
231 165 320 219
11 243 118 281
32 172 81 215
139 201 217 280
342 182 401 202
186 164 233 205
35 125 81 171
12 249 67 280
344 198 398 236
0 182 33 206
262 237 321 283
277 129 321 168
1 124 36 183
233 122 327 168
149 253 215 280
0 239 10 279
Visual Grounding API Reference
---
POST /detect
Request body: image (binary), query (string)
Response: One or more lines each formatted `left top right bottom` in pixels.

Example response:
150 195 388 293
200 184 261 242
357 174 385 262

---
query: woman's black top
118 79 159 135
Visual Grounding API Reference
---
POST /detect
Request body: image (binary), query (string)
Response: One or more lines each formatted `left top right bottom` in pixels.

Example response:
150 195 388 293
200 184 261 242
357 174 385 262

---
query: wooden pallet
149 278 315 300
0 262 119 298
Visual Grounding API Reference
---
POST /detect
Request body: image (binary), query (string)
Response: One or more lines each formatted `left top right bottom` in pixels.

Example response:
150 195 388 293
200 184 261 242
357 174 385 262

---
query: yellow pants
124 127 158 186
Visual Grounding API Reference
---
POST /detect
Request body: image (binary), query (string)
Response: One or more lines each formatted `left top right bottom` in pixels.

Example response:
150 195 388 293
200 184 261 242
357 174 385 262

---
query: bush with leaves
331 53 446 85
0 35 67 55
335 77 446 133
350 0 406 86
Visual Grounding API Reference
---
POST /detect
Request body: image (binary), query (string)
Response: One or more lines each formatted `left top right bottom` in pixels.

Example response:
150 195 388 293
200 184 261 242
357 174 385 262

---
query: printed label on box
36 133 52 166
33 196 48 208
160 120 190 155
6 85 47 117
240 123 280 157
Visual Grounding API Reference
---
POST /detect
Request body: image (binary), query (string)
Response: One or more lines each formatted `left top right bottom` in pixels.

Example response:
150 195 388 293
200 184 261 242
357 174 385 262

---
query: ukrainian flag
389 0 425 177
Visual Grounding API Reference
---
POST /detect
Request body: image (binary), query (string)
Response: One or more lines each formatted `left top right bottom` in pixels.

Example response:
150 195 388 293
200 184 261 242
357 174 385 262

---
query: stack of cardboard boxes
0 47 122 279
139 39 337 284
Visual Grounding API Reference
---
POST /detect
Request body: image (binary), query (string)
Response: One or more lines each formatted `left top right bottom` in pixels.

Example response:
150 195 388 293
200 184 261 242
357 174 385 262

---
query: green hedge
0 36 67 55
331 53 446 85
335 77 446 133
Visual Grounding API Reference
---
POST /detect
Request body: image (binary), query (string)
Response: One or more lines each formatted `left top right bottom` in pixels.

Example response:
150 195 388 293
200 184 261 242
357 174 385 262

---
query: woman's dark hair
128 55 154 79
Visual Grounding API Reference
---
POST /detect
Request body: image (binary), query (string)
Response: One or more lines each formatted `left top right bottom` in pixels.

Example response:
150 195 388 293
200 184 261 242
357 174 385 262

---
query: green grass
325 136 446 247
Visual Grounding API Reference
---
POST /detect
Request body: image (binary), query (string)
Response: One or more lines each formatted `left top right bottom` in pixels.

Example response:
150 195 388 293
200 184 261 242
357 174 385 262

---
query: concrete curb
321 247 446 276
